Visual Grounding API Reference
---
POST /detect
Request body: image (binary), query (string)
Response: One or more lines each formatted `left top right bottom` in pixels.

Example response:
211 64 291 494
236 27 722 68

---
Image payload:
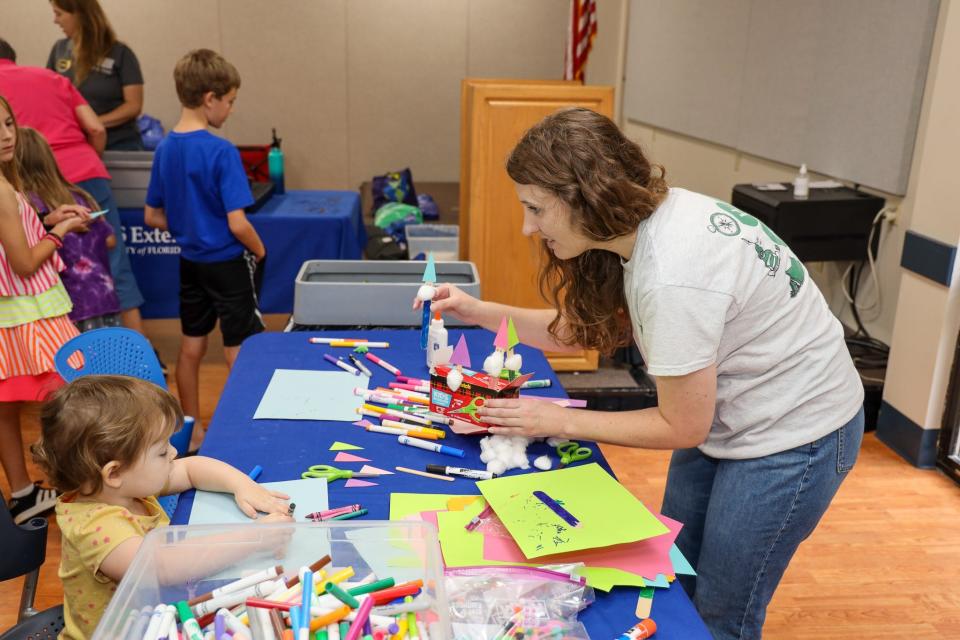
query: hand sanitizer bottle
268 128 285 195
793 163 809 200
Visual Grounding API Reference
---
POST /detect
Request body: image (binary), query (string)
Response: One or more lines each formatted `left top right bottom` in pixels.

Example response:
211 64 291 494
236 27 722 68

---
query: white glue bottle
793 163 809 199
426 311 449 369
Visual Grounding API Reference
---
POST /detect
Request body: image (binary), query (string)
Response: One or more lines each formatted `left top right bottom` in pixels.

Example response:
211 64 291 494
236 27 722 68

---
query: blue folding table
172 330 711 639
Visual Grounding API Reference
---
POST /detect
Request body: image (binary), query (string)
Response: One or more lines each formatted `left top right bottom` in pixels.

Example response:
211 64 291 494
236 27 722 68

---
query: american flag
564 0 598 81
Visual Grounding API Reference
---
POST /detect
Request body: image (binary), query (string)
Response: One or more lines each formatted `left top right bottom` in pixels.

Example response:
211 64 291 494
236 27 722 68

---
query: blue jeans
661 408 864 640
76 177 145 310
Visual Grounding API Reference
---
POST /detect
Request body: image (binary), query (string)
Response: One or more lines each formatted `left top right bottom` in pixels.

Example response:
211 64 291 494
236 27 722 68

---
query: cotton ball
487 459 507 476
509 451 527 468
482 351 504 376
533 455 552 471
480 450 494 464
479 437 491 453
504 352 522 372
446 368 463 392
417 284 436 301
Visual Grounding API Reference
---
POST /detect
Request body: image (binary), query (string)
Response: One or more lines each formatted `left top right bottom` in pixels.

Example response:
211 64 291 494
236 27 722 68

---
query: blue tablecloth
119 190 366 319
172 330 710 639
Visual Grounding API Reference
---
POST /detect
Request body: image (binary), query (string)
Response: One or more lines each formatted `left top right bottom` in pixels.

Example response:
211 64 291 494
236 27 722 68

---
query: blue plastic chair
54 328 190 518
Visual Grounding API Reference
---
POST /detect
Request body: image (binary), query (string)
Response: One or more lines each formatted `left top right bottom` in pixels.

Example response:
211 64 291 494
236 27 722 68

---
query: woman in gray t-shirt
47 0 144 150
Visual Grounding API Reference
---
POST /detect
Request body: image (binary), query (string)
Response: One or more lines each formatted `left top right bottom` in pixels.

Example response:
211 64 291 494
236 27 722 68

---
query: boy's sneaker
8 483 59 524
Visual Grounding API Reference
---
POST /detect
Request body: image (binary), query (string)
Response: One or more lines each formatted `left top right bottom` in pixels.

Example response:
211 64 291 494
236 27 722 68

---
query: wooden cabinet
460 79 614 371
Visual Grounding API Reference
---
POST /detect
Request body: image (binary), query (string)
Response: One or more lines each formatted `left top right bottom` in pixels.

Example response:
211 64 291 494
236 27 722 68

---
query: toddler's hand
234 485 290 519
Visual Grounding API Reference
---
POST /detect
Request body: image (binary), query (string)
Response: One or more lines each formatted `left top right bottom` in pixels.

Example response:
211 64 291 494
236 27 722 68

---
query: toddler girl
32 375 292 640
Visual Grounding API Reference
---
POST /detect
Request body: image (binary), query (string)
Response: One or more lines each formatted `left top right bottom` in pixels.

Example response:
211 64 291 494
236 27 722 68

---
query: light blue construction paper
185 480 330 580
422 253 437 283
670 544 696 576
640 574 670 588
253 369 369 421
187 479 328 525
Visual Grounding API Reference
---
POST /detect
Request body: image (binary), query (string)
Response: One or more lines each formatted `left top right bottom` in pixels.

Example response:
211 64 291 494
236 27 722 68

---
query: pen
348 354 373 377
397 435 465 458
324 353 360 375
287 502 296 516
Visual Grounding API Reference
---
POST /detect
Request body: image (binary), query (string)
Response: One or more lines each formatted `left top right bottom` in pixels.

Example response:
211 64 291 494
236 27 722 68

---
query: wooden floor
3 363 960 638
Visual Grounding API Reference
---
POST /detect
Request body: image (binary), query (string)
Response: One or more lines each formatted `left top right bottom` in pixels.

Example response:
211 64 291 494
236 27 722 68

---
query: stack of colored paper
388 463 696 592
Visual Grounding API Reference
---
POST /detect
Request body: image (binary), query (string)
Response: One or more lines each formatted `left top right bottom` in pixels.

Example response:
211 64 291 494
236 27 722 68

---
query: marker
288 502 296 516
248 465 263 481
532 490 579 527
324 353 360 375
330 340 390 348
425 465 494 480
348 354 373 377
310 337 367 344
88 208 108 219
365 353 401 376
465 504 493 531
176 601 205 640
395 466 454 481
520 378 552 389
397 435 465 458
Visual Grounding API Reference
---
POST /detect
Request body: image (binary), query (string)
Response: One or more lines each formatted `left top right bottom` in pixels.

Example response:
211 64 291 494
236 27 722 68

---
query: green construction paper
329 441 364 451
389 493 470 521
436 507 526 569
506 317 519 349
575 567 647 592
476 463 668 559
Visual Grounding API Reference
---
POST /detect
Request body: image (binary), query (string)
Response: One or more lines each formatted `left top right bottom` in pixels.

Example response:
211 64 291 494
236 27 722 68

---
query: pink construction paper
333 452 370 463
359 464 393 475
483 511 682 578
344 479 377 488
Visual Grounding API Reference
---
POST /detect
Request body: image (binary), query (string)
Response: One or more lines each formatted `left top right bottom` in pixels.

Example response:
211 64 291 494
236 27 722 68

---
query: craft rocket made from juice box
430 320 532 434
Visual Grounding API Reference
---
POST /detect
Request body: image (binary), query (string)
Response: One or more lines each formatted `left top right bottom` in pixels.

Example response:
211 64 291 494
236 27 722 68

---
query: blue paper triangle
422 253 437 283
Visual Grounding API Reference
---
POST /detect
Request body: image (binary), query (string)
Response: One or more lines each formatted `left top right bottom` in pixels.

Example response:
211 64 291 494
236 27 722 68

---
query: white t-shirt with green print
622 188 863 459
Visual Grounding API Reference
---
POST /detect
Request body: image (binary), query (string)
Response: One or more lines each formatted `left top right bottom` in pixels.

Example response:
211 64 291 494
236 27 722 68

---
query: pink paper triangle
450 334 471 368
493 317 509 349
344 478 378 488
334 452 370 463
359 464 393 476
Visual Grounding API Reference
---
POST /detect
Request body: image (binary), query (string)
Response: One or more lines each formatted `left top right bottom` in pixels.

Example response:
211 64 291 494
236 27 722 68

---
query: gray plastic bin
102 150 154 208
293 260 480 326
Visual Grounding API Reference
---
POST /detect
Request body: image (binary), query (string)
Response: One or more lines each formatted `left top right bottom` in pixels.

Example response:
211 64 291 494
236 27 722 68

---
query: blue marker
398 434 465 458
247 465 263 481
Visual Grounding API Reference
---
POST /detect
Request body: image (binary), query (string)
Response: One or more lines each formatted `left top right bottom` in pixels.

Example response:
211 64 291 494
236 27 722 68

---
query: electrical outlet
884 207 898 225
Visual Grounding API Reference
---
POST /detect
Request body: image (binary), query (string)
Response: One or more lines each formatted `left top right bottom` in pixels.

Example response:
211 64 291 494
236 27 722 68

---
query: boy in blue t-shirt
145 49 265 449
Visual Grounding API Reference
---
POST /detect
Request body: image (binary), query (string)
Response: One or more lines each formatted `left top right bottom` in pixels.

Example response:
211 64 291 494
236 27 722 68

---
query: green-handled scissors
556 441 593 466
301 464 379 482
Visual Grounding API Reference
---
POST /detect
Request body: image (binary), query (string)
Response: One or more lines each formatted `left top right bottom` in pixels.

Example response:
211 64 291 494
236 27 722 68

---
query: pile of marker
351 386 504 481
131 555 440 640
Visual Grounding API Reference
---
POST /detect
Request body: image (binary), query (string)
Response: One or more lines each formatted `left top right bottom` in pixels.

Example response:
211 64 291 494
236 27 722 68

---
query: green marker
347 577 395 596
175 601 204 640
406 595 418 639
325 581 360 608
315 630 328 640
339 621 350 637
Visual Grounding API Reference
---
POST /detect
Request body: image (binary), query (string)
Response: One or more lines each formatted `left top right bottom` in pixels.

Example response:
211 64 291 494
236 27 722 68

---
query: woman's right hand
413 283 484 324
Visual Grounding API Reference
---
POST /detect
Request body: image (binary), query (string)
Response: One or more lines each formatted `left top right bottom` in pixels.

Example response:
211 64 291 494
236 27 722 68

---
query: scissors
556 441 593 466
301 465 379 482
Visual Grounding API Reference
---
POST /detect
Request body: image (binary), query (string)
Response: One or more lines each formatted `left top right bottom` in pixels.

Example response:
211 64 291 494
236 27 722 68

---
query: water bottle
268 128 285 195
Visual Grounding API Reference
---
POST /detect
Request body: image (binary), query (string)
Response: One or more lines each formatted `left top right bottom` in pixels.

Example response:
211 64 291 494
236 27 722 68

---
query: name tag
95 57 115 74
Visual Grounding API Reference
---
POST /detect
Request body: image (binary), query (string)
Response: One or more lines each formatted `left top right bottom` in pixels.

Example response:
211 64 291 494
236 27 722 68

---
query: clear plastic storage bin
406 224 460 261
93 520 449 639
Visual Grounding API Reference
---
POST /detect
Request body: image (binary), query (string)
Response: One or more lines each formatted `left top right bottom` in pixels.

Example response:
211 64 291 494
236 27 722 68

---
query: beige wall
3 0 573 190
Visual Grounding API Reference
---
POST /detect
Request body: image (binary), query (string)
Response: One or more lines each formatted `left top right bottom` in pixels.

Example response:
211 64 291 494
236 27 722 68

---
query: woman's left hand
44 203 91 226
234 484 291 519
478 398 570 438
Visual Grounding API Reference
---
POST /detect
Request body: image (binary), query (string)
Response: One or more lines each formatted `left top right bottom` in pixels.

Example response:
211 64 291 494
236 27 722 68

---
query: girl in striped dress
0 94 90 523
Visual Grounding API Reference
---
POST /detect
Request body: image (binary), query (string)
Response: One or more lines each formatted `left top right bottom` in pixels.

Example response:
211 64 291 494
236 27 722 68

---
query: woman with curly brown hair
418 107 864 639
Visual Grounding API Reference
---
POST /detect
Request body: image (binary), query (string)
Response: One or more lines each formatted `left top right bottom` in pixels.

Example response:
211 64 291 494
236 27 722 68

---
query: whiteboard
623 0 940 195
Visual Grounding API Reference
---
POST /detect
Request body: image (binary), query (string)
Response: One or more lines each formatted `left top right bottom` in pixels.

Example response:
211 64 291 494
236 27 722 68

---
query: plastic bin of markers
92 520 450 639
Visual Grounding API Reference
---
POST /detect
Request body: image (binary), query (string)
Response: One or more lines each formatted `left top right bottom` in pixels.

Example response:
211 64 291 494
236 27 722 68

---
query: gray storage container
406 224 459 261
102 150 154 208
293 260 480 327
